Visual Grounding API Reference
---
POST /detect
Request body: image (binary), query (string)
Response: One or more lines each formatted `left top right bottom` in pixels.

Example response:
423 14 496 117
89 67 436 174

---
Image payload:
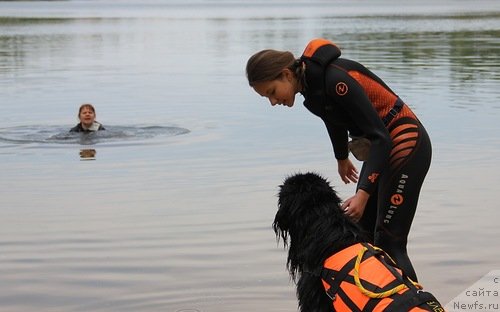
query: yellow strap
353 246 422 299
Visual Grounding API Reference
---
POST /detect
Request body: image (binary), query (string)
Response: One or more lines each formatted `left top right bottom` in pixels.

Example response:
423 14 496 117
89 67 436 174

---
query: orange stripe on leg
392 131 418 145
390 141 416 158
390 124 418 138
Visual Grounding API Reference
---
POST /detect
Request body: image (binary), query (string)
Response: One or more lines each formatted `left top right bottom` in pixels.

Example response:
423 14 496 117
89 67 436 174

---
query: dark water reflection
2 14 498 113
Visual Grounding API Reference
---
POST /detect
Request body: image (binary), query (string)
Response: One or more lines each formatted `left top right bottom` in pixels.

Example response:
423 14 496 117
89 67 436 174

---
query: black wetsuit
300 39 432 281
69 122 105 133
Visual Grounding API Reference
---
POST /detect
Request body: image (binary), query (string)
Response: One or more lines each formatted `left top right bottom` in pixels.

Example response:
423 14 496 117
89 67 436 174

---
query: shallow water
1 1 499 311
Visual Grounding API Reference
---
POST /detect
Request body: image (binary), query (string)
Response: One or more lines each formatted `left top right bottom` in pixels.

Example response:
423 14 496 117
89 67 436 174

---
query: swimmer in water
70 103 106 133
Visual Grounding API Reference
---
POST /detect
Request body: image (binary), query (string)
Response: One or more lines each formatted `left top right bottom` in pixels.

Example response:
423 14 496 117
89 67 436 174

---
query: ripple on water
0 125 190 146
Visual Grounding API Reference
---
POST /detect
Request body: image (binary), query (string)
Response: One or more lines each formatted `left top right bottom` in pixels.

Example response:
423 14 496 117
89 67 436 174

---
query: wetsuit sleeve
325 66 392 194
324 122 349 160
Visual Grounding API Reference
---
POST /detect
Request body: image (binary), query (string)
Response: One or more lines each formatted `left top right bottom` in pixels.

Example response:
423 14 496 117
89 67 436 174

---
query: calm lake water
1 1 499 311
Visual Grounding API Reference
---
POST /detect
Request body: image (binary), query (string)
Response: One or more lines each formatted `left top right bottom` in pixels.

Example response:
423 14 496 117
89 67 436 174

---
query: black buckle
326 290 336 301
383 98 404 126
388 108 398 117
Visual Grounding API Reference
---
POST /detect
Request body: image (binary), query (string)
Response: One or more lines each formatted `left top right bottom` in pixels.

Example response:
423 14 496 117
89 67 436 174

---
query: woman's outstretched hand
341 189 370 222
337 158 358 184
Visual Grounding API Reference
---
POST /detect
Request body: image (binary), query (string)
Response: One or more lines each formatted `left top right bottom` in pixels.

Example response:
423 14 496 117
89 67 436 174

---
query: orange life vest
321 243 444 312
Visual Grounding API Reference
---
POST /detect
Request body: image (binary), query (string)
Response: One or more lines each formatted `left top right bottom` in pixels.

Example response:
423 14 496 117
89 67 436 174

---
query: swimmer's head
78 103 97 128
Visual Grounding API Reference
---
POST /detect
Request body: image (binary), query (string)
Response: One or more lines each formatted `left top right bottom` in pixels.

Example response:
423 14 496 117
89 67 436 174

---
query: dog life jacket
321 243 444 312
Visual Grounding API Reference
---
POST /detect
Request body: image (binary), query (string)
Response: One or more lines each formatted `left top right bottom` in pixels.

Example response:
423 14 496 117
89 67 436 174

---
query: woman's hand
337 158 358 184
341 189 370 222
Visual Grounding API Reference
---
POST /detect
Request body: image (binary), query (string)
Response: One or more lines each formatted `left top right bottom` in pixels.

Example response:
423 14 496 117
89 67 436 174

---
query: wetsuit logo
368 173 379 183
336 82 348 96
390 194 404 205
384 174 408 224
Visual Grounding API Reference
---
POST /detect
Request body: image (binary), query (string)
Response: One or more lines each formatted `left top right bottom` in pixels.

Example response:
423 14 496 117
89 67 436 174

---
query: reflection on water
80 148 96 160
0 14 498 114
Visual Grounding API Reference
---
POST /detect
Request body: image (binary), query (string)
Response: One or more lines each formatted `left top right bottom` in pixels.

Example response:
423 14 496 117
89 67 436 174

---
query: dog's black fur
274 172 365 312
274 172 447 312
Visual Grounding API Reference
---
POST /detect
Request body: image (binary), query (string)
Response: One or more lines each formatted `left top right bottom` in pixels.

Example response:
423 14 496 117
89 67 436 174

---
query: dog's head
274 172 343 242
274 172 351 277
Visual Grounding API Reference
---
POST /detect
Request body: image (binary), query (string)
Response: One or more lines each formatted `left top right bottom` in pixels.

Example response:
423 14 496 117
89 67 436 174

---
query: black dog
274 172 443 312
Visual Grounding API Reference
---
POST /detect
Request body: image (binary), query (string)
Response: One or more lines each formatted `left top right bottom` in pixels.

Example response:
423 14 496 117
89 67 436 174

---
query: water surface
1 1 499 311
